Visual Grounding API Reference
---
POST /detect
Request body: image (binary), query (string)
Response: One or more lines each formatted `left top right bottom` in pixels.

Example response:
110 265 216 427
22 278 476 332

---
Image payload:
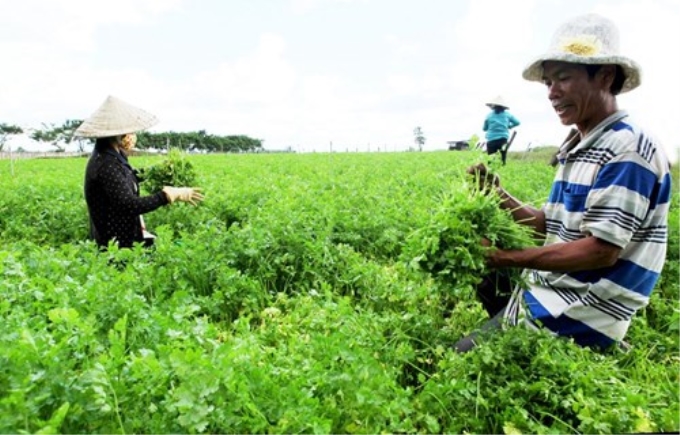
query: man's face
541 61 614 133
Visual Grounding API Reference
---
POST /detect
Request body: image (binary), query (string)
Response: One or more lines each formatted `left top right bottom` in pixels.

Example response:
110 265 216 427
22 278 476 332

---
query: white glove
162 187 204 206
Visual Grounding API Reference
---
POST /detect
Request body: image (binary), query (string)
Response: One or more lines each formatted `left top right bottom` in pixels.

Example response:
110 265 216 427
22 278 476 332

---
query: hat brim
521 53 642 93
74 96 159 138
486 103 509 109
74 123 158 138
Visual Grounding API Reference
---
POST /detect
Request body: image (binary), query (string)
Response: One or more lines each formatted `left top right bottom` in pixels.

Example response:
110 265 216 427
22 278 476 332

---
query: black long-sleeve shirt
84 147 168 248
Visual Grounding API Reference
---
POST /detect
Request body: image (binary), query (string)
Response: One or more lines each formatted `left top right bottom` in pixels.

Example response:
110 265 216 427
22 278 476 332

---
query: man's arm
495 186 546 238
467 163 546 235
487 236 621 272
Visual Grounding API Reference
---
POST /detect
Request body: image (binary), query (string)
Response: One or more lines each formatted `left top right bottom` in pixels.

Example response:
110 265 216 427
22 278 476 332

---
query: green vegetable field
0 150 677 434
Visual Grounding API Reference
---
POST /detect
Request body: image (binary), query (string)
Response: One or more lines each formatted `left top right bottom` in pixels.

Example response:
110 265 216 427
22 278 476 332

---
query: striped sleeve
581 152 666 248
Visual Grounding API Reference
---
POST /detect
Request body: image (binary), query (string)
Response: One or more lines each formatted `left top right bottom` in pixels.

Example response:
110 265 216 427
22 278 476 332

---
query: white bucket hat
486 95 509 109
522 13 641 93
74 95 159 138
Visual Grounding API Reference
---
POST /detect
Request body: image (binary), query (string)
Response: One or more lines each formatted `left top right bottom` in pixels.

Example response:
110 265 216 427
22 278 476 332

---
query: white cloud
0 0 184 124
0 0 677 161
383 34 421 58
188 33 295 105
450 0 537 56
0 0 183 51
290 0 367 15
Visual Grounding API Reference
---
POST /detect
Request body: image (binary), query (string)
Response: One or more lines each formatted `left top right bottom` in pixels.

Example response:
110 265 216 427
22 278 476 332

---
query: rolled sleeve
580 154 656 248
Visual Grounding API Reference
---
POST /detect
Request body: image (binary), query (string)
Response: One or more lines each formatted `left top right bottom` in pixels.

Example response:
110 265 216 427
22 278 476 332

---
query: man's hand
480 237 501 268
467 163 500 193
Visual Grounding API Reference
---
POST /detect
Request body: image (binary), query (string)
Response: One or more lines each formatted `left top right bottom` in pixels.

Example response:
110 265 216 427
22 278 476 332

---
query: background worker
482 95 521 165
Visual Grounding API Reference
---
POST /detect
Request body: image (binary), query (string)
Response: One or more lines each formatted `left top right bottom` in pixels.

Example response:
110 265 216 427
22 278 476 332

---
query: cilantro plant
140 148 197 194
0 152 676 434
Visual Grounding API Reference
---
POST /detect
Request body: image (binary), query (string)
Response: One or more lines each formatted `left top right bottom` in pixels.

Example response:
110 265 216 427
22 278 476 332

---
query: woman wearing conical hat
77 96 204 249
482 95 520 166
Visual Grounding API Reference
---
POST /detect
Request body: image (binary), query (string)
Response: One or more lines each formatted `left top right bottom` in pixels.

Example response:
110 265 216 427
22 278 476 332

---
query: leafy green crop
403 179 534 295
0 152 676 434
139 148 197 194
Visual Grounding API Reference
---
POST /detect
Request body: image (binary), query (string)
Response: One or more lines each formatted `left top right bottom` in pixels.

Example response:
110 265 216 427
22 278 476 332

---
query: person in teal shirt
483 96 520 165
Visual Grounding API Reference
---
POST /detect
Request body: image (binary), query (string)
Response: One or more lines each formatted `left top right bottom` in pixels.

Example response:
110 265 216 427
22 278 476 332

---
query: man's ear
598 65 617 90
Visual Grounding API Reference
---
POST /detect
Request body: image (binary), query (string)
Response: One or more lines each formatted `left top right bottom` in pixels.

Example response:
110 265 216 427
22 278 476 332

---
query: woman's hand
162 187 205 206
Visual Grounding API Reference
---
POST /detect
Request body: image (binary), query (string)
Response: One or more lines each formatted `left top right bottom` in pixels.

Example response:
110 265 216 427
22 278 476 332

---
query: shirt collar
557 110 629 159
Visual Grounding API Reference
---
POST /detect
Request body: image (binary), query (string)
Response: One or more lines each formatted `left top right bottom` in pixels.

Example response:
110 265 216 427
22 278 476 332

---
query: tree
0 123 23 152
30 119 83 152
413 126 426 152
63 119 87 152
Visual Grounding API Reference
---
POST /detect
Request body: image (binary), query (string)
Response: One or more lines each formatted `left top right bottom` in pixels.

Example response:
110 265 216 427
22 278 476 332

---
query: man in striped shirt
457 13 671 352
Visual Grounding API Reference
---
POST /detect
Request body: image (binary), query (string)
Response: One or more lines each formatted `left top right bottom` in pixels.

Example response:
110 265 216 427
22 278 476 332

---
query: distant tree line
136 130 263 153
0 120 263 153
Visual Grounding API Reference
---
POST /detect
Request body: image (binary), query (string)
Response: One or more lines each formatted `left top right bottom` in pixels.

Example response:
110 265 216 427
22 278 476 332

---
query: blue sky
1 0 678 160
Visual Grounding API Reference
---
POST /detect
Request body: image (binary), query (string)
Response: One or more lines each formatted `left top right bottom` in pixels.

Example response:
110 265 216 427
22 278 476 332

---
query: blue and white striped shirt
518 111 672 348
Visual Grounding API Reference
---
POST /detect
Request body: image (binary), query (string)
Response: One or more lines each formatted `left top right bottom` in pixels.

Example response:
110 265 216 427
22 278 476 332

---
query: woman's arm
99 160 168 215
508 113 520 129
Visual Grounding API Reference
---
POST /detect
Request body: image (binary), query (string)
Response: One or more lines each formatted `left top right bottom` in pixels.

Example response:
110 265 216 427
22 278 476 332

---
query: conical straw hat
74 95 159 138
486 95 509 109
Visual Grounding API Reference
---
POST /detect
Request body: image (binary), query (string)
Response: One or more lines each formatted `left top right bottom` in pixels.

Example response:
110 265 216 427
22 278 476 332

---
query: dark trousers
454 269 513 352
486 138 508 165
